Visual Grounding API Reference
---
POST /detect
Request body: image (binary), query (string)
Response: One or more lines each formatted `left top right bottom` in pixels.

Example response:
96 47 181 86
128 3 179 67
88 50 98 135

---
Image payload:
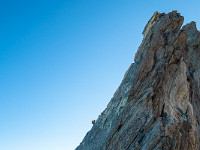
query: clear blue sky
0 0 199 150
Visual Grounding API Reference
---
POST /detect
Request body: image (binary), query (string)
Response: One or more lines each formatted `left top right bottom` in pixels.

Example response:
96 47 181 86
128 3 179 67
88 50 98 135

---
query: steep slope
76 11 200 150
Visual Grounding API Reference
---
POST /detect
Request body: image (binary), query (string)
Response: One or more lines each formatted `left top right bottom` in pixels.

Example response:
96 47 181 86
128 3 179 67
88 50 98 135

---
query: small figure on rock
92 120 95 124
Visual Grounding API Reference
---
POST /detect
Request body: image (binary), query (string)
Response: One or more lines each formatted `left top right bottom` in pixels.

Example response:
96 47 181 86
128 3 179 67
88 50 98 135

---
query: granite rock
76 11 200 150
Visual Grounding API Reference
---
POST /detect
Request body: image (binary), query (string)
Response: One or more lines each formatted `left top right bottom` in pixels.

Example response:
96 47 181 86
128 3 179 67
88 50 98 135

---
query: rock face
76 11 200 150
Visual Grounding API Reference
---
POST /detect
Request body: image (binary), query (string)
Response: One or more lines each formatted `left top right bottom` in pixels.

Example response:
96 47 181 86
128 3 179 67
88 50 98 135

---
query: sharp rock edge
76 11 200 150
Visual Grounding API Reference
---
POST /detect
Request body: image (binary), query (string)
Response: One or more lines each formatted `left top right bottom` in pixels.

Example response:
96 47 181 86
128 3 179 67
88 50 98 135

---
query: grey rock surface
76 11 200 150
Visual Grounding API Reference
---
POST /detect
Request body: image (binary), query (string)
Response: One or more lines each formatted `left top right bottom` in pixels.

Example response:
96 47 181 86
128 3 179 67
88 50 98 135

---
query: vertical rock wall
76 11 200 150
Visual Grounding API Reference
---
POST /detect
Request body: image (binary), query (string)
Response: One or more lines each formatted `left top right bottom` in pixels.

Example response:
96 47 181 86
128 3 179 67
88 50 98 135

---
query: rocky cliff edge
76 11 200 150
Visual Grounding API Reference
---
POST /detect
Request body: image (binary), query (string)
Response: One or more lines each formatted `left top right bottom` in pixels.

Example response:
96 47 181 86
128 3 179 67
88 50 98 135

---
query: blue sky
0 0 200 150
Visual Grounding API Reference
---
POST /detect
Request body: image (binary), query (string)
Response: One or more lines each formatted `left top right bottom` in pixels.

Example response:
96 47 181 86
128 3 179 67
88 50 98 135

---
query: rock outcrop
76 11 200 150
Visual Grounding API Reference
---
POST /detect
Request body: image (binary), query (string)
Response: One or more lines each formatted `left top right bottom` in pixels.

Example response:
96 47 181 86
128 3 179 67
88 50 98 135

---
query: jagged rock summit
76 11 200 150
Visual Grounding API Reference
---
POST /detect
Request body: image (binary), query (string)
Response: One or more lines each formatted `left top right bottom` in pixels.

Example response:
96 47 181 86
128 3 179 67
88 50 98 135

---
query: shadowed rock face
76 11 200 150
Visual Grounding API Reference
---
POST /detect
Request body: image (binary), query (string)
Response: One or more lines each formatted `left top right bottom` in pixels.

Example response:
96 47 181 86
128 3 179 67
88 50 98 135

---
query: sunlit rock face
76 11 200 150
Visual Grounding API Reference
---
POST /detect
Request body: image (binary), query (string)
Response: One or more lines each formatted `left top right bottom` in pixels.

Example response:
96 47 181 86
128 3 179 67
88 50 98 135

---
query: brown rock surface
76 11 200 150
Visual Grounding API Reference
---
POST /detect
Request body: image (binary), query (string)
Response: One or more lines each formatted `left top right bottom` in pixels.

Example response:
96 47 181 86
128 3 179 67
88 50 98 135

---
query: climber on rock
92 120 95 124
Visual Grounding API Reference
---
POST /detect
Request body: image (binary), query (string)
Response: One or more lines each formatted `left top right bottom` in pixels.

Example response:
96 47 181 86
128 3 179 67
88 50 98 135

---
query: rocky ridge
76 11 200 150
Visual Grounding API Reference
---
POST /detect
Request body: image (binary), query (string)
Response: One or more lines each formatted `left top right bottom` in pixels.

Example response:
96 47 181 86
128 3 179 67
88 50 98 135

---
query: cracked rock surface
76 11 200 150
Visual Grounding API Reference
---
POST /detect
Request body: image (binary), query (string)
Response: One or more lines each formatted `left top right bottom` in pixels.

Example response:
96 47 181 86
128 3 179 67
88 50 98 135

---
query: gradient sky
0 0 200 150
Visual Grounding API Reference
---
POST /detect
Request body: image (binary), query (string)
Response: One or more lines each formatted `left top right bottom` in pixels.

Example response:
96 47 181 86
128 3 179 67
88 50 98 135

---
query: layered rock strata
76 11 200 150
